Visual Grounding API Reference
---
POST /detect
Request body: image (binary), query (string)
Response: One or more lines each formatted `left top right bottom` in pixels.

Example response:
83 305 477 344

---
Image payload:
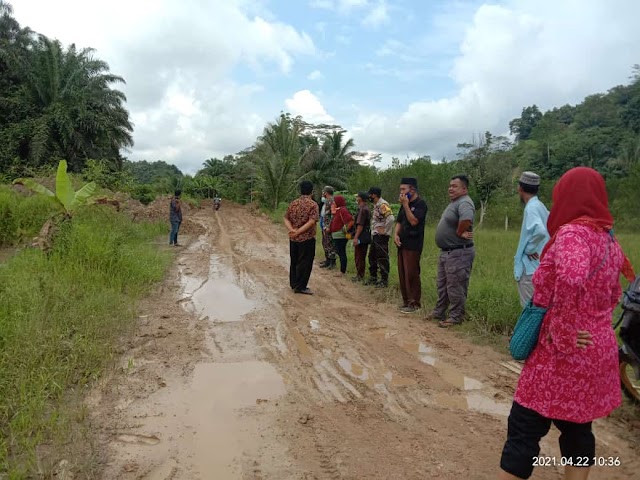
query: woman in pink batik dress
498 167 635 480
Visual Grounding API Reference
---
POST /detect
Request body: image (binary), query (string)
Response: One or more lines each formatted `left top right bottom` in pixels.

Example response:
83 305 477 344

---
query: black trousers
500 401 595 479
290 238 316 291
334 238 348 274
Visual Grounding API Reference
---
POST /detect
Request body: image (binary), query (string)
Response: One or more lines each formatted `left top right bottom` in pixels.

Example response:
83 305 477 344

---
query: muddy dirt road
91 204 639 479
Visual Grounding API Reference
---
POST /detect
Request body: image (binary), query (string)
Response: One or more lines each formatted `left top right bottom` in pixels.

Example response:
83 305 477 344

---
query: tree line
0 1 132 178
2 0 639 230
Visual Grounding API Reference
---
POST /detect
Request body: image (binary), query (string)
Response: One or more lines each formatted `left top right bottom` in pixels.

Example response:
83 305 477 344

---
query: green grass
0 204 172 477
0 186 59 247
264 202 289 224
312 224 640 343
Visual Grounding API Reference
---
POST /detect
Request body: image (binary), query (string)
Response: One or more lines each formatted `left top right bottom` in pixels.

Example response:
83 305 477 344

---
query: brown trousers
354 243 369 278
397 248 422 308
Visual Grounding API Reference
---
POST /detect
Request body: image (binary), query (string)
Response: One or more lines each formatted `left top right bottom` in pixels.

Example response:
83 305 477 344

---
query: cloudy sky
12 0 640 173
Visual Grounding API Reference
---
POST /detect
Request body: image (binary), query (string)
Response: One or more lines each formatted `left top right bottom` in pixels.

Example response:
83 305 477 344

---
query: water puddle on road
117 361 286 479
180 255 256 323
186 361 286 478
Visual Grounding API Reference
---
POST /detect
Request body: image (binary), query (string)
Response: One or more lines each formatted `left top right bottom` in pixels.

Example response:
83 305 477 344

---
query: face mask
321 197 327 203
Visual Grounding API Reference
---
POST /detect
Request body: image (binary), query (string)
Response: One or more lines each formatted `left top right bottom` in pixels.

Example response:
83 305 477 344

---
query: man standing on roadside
169 190 182 247
429 175 475 328
319 186 336 270
352 192 372 283
366 187 394 288
395 178 428 314
284 181 319 295
514 172 549 307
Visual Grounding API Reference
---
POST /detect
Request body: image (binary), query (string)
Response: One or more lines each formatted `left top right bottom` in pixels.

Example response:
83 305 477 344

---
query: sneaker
398 303 408 309
351 276 364 283
363 277 378 286
375 280 388 288
424 312 444 322
400 306 419 314
319 260 329 268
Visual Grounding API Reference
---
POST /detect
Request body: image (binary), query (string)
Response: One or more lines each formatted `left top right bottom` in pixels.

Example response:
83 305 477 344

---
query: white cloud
362 1 389 28
285 90 334 124
13 0 316 173
307 70 324 80
353 0 640 162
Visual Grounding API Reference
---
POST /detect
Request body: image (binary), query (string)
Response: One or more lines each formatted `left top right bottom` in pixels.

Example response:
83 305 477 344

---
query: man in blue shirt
514 172 549 307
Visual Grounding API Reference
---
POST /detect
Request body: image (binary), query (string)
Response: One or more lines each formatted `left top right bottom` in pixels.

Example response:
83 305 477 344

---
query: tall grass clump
0 205 171 477
0 187 58 246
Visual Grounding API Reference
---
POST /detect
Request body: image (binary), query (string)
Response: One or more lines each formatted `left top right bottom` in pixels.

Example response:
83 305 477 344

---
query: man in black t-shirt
395 177 428 313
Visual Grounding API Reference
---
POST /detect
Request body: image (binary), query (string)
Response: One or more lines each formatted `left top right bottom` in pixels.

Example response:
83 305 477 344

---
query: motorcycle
214 199 221 211
616 274 640 404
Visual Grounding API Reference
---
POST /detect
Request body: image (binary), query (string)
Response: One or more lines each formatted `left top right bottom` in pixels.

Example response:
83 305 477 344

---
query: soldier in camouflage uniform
319 186 336 269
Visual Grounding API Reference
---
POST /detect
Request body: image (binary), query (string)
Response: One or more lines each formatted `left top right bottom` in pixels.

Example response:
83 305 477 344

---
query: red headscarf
542 167 635 282
330 195 353 233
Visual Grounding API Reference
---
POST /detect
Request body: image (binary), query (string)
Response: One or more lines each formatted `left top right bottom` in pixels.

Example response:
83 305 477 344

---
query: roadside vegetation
0 187 171 476
2 0 640 474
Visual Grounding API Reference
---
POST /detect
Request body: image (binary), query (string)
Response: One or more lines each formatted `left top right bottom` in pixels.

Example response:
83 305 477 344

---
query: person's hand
576 330 593 349
527 252 540 261
399 194 409 207
546 330 593 349
353 238 360 246
461 231 473 240
288 229 299 238
394 234 402 247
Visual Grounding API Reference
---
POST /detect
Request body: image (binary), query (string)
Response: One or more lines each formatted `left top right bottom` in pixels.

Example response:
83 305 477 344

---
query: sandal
438 319 462 328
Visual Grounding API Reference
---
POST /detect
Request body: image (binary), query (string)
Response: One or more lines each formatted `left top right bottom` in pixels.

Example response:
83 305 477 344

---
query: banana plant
12 160 97 251
13 160 97 217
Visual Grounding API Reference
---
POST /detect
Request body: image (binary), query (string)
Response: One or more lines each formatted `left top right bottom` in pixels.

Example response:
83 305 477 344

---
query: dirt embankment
88 202 640 479
120 196 206 236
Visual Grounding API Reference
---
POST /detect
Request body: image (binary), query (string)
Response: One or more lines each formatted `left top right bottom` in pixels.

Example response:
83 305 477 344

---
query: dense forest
1 0 639 230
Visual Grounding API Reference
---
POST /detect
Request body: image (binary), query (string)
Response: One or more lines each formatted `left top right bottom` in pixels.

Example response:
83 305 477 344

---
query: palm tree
253 113 304 209
16 35 133 171
299 130 357 198
0 1 35 171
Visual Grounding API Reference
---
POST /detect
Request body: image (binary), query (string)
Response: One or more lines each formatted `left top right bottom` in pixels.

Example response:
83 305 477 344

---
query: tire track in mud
207 205 639 480
90 204 639 480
